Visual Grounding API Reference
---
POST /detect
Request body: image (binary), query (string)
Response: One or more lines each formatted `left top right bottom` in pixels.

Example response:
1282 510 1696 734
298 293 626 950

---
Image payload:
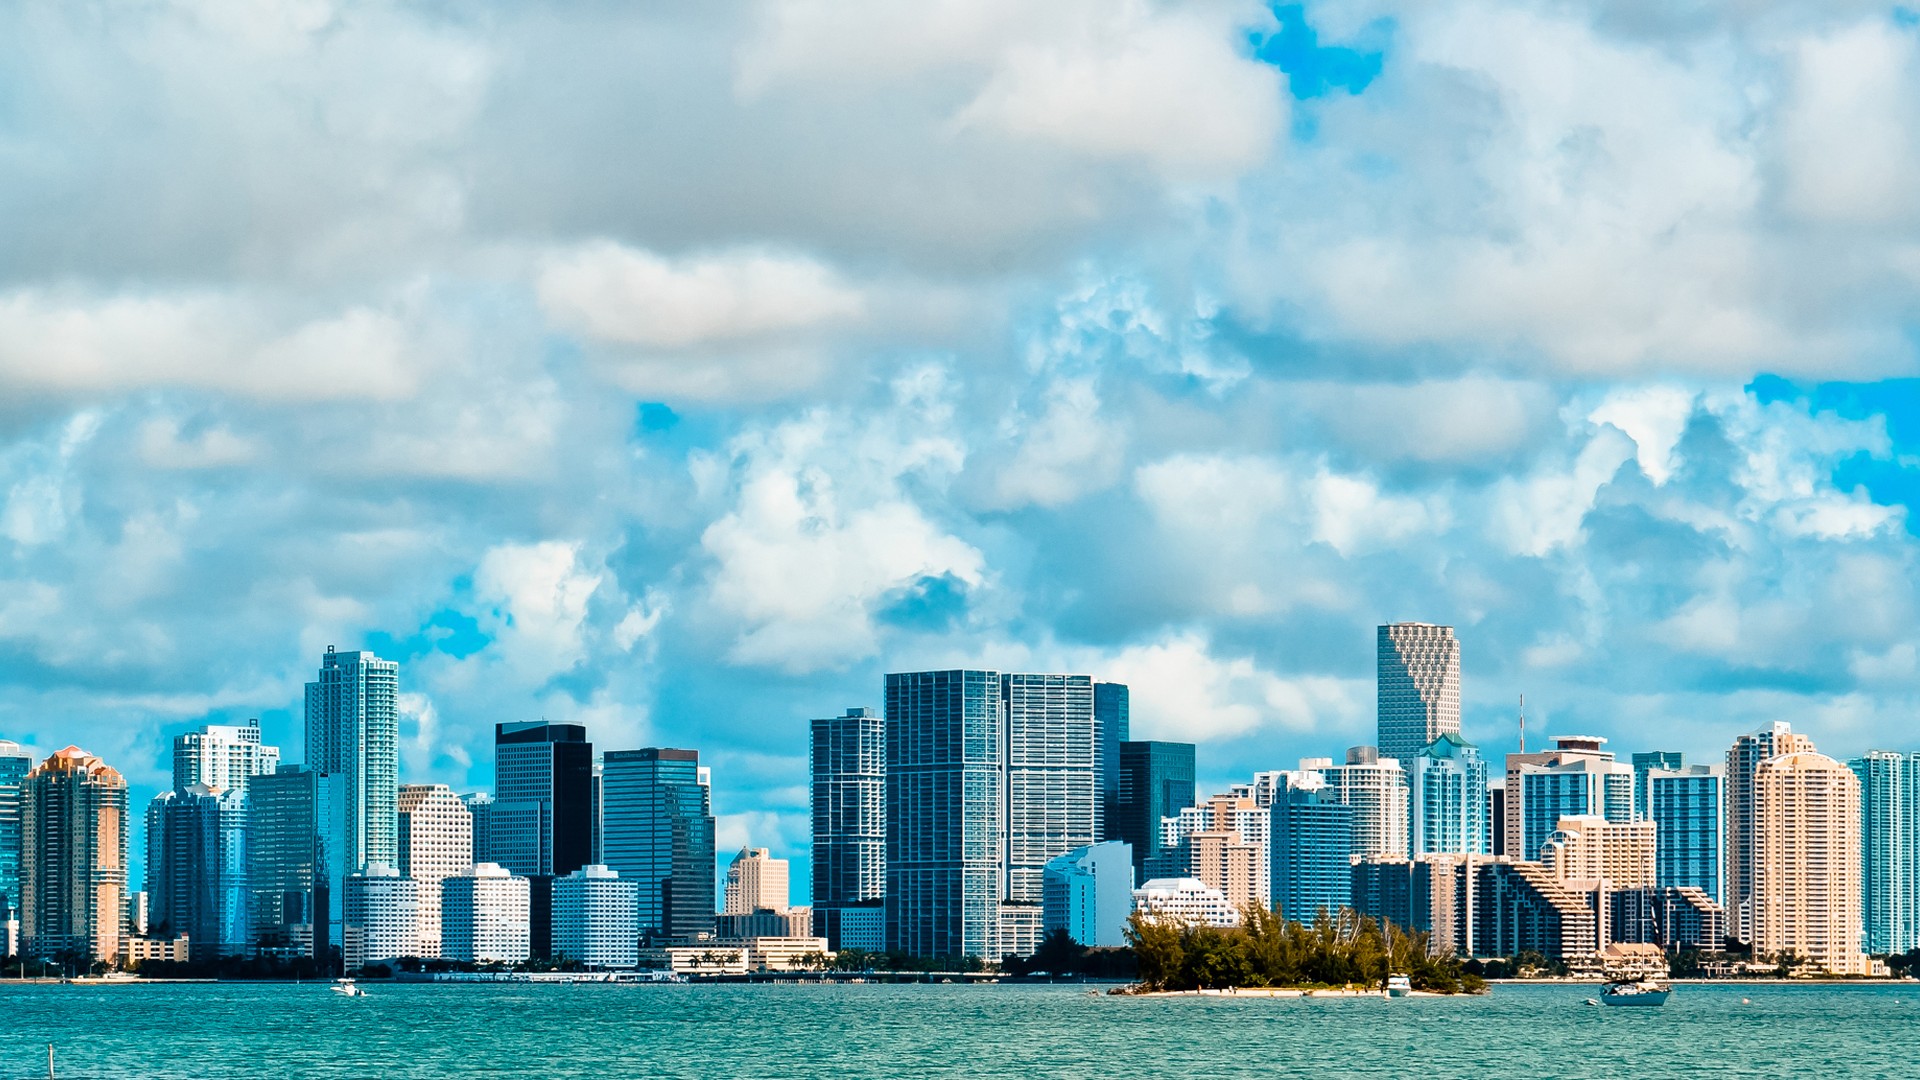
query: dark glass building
1112 741 1196 875
491 722 593 880
1093 683 1129 843
602 748 715 941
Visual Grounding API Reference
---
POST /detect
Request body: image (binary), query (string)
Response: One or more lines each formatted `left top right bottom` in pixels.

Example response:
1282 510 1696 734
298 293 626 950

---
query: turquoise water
0 981 1913 1078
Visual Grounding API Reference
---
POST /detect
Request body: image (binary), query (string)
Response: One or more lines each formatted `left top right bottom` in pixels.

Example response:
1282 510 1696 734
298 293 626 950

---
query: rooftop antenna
1518 693 1526 754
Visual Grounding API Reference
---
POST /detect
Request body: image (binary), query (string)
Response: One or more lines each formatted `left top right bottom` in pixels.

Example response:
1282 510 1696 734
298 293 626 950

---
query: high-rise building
1630 751 1684 821
1323 747 1409 859
304 647 399 874
1001 673 1098 903
21 747 128 963
1507 736 1634 860
810 707 885 921
1850 751 1917 956
602 748 715 941
440 863 530 964
1647 764 1723 904
463 792 494 864
1540 815 1656 889
885 669 1005 960
723 847 789 914
1472 861 1598 960
342 862 417 970
1041 841 1133 948
397 784 474 959
1112 741 1196 875
247 765 350 962
1753 750 1871 975
1726 722 1815 943
1270 769 1355 922
1409 733 1488 855
553 864 639 969
145 785 250 960
1094 683 1129 842
1376 623 1461 768
172 719 280 794
0 740 29 925
490 722 594 880
1157 794 1267 910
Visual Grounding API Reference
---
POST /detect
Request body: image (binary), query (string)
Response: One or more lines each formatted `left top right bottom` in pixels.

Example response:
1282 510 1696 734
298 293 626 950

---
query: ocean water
0 981 1913 1079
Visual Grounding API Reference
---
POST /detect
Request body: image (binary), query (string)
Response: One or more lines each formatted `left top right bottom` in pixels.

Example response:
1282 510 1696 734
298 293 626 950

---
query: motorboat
1386 975 1413 998
1599 979 1670 1007
331 978 367 998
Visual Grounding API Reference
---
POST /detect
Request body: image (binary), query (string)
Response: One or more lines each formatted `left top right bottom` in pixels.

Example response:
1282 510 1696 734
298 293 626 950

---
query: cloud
1775 19 1920 227
1099 630 1367 742
473 541 604 685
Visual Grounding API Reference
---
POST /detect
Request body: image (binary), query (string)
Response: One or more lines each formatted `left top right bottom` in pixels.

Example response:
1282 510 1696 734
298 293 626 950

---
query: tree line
1125 907 1484 994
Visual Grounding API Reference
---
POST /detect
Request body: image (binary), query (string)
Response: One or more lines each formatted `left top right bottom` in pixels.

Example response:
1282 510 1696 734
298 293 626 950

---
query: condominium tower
602 748 715 940
172 719 280 794
1323 747 1409 858
1647 763 1723 903
21 747 128 962
145 784 250 959
1506 736 1634 860
885 670 1005 959
1850 751 1917 955
440 862 530 964
397 784 474 958
1753 750 1870 975
811 707 885 949
1727 722 1815 942
0 741 28 924
305 647 399 873
1270 769 1355 922
1408 733 1488 855
1002 673 1099 903
1376 623 1461 768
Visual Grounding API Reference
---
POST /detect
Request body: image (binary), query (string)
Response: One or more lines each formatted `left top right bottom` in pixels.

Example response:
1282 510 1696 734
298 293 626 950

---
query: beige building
723 847 790 914
1541 815 1656 889
22 747 128 965
1752 751 1871 976
124 934 192 965
1727 722 1815 942
397 784 474 958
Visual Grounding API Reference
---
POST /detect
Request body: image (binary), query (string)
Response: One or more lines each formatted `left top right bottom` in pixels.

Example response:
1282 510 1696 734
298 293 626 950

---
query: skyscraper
1113 741 1196 875
1647 764 1723 904
602 748 715 941
342 862 417 970
811 707 884 949
1630 751 1684 821
172 719 280 794
553 864 639 969
1001 673 1098 903
723 847 789 914
1727 722 1815 942
885 669 1004 960
1376 623 1461 768
397 784 474 959
490 722 594 880
21 747 128 963
1850 751 1917 956
1094 682 1130 842
1323 747 1409 858
1753 750 1870 975
440 863 530 964
247 764 350 963
1269 770 1354 923
145 784 250 960
304 646 399 874
1409 733 1488 855
1506 736 1634 860
0 740 29 925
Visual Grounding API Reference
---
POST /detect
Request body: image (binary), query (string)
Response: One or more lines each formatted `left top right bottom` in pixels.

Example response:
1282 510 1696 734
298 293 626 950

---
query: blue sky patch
1248 3 1388 100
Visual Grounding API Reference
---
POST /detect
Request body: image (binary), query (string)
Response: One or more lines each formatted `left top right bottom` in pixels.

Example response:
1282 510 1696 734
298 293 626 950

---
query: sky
4 1 1920 902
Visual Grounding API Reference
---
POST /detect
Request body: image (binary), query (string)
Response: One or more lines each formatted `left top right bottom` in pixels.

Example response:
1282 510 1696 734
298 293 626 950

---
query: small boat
1386 975 1413 998
331 978 367 998
1599 979 1670 1007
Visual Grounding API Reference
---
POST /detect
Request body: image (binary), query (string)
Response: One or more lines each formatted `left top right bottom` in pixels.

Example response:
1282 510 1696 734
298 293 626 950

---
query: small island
1120 908 1485 995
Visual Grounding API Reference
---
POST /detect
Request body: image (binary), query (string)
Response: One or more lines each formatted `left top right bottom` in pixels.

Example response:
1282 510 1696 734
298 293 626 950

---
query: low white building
554 864 639 969
1132 877 1238 928
993 902 1042 963
344 862 419 970
440 863 530 964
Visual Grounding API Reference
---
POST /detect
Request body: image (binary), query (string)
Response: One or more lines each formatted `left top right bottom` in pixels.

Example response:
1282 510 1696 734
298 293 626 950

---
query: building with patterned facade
398 784 473 959
1133 877 1238 928
1001 673 1099 904
1376 623 1461 769
440 862 530 964
810 706 885 949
